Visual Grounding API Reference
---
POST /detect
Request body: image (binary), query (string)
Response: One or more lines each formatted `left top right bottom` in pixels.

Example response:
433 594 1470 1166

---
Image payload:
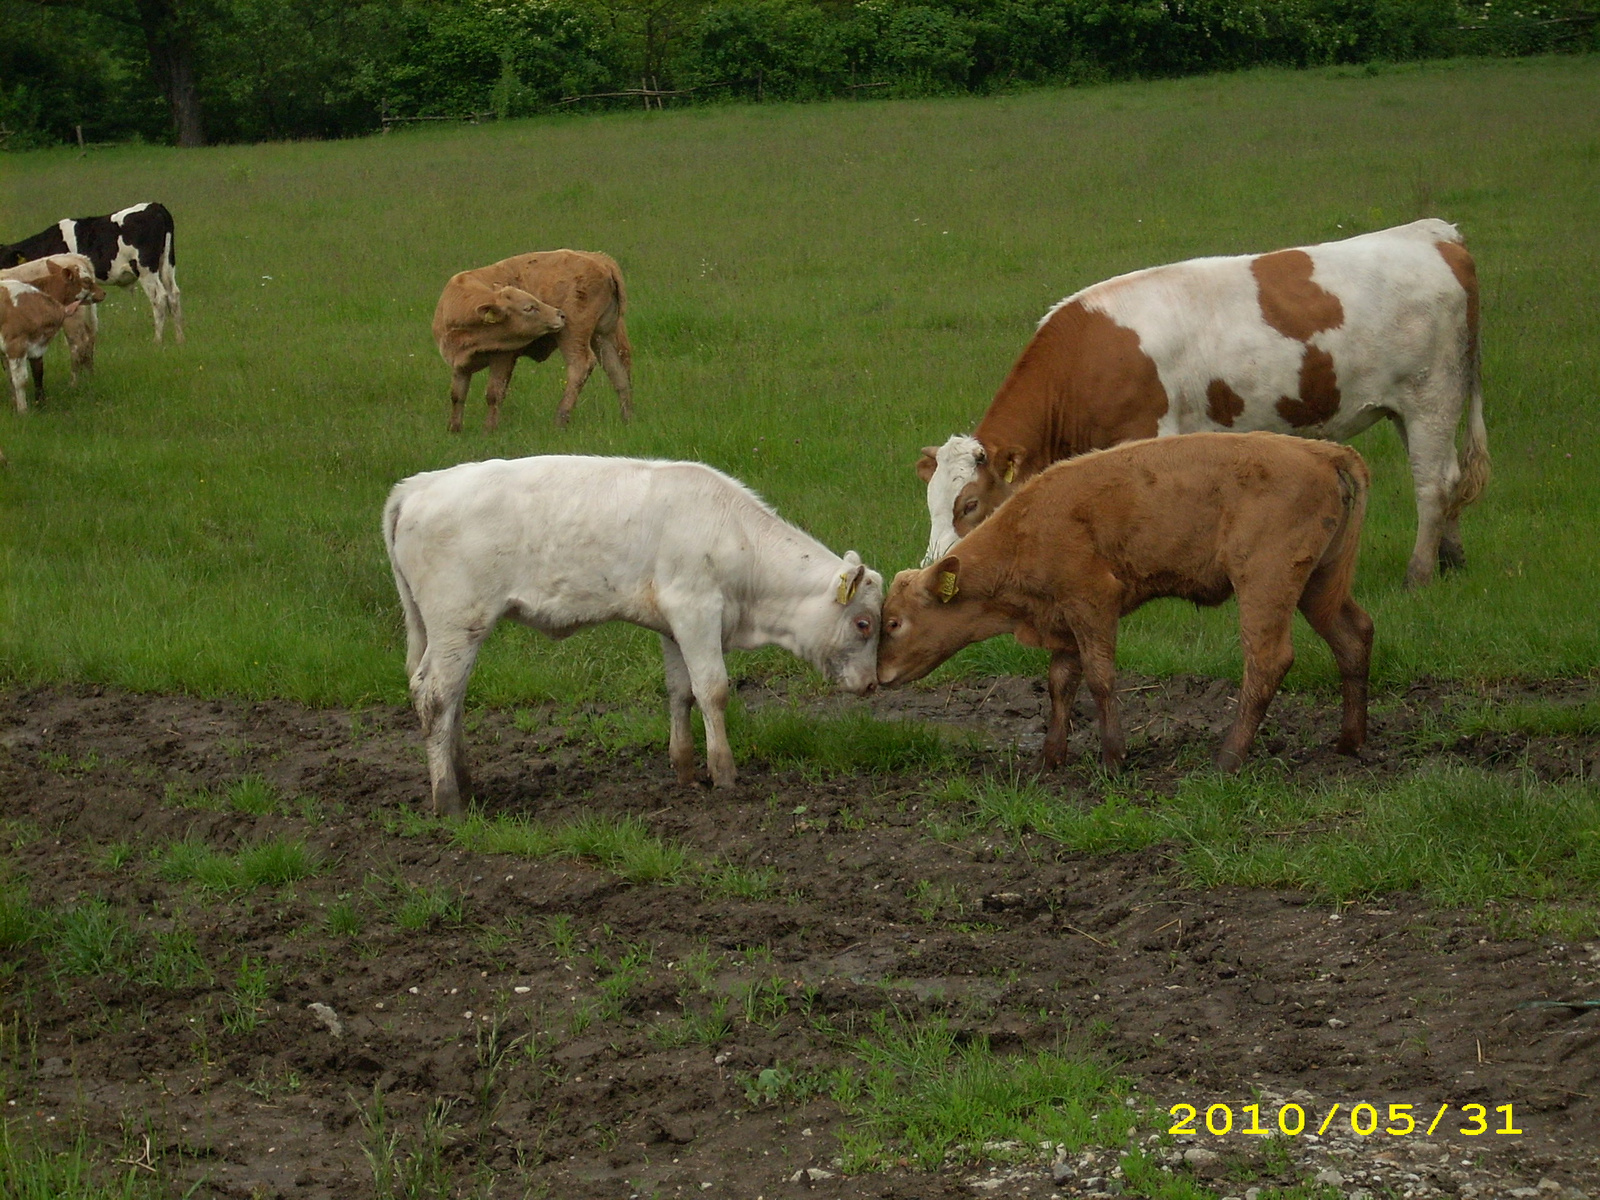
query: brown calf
2 262 88 416
432 249 631 432
1 254 106 384
882 432 1373 771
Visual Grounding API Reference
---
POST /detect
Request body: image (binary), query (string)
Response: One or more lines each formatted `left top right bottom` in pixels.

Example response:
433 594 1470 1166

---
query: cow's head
806 551 883 695
918 435 1028 566
480 285 565 342
50 261 104 306
878 554 1019 687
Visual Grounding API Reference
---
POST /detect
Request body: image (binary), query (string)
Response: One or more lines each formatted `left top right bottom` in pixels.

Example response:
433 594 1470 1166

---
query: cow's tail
1448 371 1489 519
382 484 427 681
603 255 632 370
1316 447 1371 595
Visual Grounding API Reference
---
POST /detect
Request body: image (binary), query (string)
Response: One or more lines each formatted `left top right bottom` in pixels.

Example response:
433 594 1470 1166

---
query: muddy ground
1 673 1597 1200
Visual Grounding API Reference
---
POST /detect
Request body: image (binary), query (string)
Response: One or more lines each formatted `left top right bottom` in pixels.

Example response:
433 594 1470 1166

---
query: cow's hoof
1213 748 1245 773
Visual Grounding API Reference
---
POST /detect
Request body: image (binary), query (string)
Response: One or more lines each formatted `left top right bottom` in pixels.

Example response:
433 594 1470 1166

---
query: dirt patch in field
1 674 1598 1199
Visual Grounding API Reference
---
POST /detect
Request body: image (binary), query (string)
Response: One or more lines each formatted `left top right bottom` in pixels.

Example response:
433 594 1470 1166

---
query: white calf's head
812 551 884 695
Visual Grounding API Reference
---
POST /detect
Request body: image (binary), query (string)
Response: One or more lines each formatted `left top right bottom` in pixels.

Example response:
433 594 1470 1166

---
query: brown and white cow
432 249 632 432
918 219 1487 589
1 254 106 384
1 259 100 415
884 432 1373 772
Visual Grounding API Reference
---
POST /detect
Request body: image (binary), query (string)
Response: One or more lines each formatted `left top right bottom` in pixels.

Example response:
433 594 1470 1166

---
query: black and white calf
0 202 183 344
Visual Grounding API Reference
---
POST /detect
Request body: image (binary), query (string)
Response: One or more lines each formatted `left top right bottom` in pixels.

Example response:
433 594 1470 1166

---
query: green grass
1458 699 1600 738
939 765 1600 924
3 57 1599 707
0 1123 165 1200
155 836 320 891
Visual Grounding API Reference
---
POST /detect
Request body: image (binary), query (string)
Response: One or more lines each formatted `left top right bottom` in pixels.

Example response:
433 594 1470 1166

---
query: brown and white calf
432 249 631 432
1 258 99 414
0 203 182 344
884 432 1373 772
1 254 106 384
919 219 1487 588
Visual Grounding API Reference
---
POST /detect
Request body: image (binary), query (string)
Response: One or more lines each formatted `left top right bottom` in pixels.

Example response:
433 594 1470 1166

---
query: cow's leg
668 611 734 787
555 341 597 427
483 354 517 433
409 620 492 817
1394 414 1461 589
162 263 184 344
65 306 96 383
447 365 474 433
1299 571 1374 756
7 357 28 413
1217 589 1298 771
137 272 167 344
595 330 632 422
1075 628 1124 771
660 635 699 785
1042 643 1083 768
28 356 44 405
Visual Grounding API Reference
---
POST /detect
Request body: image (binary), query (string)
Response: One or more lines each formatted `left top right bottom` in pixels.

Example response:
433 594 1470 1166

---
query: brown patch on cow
1206 378 1245 427
977 301 1168 467
1435 239 1479 366
1251 249 1345 342
1276 345 1342 427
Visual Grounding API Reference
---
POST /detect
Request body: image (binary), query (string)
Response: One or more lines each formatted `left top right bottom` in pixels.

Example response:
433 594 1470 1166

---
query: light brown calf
1 254 106 384
881 432 1373 771
432 249 631 432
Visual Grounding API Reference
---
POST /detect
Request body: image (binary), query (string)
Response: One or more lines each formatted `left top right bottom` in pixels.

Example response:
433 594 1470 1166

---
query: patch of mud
0 675 1597 1199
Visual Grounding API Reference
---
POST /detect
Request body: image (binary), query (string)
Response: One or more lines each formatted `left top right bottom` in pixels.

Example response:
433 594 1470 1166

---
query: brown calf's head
879 555 1008 687
480 285 566 342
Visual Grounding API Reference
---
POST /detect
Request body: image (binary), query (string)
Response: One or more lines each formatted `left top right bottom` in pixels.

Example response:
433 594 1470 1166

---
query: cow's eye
855 617 872 636
960 498 980 517
885 617 902 634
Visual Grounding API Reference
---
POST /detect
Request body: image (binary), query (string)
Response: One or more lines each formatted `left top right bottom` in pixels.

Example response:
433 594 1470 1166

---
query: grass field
3 55 1599 708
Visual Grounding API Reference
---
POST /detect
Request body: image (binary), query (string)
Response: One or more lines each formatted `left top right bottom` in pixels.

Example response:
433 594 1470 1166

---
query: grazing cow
0 202 182 344
883 433 1373 772
1 259 98 413
384 455 883 814
918 219 1487 588
1 254 106 384
432 250 632 432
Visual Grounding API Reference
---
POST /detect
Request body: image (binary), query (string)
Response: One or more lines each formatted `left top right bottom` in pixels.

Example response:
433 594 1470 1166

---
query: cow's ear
996 446 1027 486
915 446 940 484
932 555 961 603
836 556 866 605
477 303 504 324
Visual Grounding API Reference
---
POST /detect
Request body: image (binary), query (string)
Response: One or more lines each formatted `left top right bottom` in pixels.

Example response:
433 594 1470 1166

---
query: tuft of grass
220 955 272 1034
698 859 783 901
741 706 960 776
453 811 688 886
649 996 733 1049
835 1011 1136 1172
0 1121 167 1200
324 898 364 939
393 884 467 931
225 774 282 815
1458 699 1600 739
51 901 133 980
0 886 39 952
155 836 319 892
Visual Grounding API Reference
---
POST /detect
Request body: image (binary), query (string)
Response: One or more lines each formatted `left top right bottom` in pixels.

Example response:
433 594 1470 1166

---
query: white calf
384 455 884 814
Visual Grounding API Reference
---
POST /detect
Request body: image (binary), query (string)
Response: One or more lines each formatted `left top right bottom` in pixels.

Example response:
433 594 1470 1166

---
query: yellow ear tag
482 308 502 324
937 571 959 603
836 573 860 605
1003 462 1016 484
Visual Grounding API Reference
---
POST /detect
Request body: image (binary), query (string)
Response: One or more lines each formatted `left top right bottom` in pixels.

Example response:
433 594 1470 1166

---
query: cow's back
493 250 623 320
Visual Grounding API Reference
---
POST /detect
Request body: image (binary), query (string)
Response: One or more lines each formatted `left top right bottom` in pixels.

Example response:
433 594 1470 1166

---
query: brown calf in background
432 249 631 432
880 432 1373 771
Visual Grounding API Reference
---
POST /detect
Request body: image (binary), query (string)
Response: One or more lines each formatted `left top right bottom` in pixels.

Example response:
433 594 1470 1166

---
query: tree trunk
133 0 206 146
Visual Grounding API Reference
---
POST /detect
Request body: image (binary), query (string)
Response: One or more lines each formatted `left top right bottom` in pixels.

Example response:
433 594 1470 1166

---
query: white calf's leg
409 623 491 816
667 611 735 787
660 635 698 785
161 259 184 344
137 272 168 343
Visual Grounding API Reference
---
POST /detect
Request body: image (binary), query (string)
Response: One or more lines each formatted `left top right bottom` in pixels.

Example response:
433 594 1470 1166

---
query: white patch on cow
111 202 151 223
56 220 78 256
922 434 985 566
0 279 35 300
